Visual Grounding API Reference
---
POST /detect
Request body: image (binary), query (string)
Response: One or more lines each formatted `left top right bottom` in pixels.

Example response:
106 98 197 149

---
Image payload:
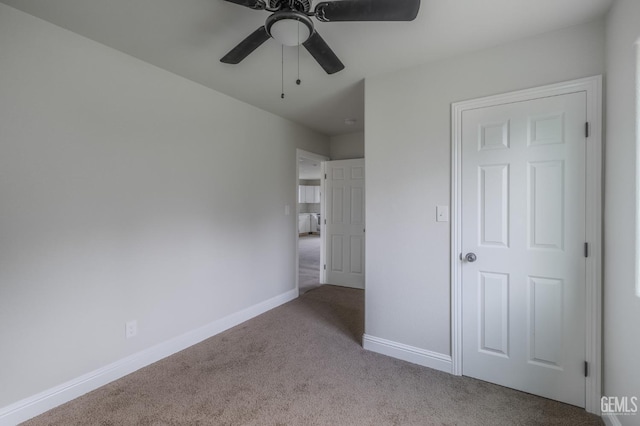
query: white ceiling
1 0 612 136
299 157 322 180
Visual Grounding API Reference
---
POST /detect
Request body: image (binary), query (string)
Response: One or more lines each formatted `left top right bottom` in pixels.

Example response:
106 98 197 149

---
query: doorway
296 149 328 295
451 76 602 413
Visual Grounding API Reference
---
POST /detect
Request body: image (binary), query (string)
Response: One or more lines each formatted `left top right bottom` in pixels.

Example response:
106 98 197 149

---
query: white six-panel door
323 159 365 289
461 92 587 407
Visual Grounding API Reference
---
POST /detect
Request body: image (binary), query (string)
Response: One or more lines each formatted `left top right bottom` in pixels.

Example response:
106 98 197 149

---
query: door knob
465 253 477 263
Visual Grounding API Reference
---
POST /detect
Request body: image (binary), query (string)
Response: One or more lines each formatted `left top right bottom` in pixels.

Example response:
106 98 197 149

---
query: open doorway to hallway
297 150 328 295
298 234 321 294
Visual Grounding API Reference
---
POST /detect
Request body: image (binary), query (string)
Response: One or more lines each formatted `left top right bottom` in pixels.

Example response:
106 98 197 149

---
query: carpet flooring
23 285 602 425
298 235 321 295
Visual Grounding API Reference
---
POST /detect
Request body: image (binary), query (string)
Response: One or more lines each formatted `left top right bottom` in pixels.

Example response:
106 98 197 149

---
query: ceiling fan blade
220 26 270 64
302 31 345 75
223 0 266 10
314 0 420 22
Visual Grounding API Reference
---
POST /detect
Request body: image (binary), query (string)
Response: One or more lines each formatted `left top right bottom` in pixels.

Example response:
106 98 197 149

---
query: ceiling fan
220 0 421 74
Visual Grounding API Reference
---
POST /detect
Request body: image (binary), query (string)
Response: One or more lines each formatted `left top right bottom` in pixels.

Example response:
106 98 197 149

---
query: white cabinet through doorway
298 214 310 234
298 185 320 203
305 186 315 203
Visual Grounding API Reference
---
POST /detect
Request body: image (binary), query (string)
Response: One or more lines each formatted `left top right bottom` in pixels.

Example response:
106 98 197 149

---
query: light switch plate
284 205 290 216
436 205 449 222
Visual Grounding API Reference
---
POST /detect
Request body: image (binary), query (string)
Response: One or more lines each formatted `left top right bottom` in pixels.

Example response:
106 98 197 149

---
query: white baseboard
0 289 298 426
362 334 452 374
602 414 623 426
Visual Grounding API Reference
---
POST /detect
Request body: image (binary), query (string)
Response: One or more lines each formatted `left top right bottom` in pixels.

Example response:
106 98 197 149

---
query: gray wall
0 4 328 408
604 1 640 424
364 19 606 356
329 132 364 160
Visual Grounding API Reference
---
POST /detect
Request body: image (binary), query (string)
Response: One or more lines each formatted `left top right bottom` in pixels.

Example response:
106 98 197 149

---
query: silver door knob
465 253 477 262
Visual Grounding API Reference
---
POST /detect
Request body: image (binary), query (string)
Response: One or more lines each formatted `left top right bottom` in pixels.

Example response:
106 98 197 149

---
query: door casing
450 76 603 414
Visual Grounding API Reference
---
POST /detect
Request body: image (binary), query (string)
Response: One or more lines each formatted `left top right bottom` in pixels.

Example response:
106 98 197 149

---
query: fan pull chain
296 23 301 85
281 44 285 99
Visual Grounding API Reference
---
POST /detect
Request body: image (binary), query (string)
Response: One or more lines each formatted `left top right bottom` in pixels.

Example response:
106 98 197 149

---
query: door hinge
324 264 326 270
585 122 590 138
324 173 327 179
584 361 588 377
324 219 327 225
584 242 589 258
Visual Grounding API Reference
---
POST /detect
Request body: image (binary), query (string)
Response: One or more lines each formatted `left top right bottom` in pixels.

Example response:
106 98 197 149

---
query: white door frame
295 149 330 293
450 76 603 414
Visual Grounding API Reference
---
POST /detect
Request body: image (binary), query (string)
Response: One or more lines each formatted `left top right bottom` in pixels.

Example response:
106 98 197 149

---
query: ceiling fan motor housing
265 11 314 46
221 0 420 74
290 0 311 12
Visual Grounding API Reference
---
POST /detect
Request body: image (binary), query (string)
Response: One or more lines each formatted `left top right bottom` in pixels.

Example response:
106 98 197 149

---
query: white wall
0 4 328 409
365 20 606 357
329 131 364 160
604 1 640 424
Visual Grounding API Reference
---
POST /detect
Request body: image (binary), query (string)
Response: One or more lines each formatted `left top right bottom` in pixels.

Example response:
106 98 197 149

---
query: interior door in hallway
323 158 365 289
461 92 587 407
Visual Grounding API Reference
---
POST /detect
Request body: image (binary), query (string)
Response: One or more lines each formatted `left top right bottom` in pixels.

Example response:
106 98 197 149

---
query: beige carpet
23 285 602 425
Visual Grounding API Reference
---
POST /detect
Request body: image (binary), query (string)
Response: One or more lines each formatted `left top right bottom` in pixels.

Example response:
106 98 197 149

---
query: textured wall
0 4 328 408
604 1 640 424
330 132 365 160
365 19 606 355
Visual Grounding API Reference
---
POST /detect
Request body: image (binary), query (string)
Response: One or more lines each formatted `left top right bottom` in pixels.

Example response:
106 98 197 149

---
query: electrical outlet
125 320 137 339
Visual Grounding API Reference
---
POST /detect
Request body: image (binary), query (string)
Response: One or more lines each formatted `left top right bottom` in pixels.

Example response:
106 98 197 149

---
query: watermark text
601 396 638 416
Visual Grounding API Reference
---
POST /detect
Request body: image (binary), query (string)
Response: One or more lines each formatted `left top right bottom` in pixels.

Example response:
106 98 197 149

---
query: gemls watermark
601 396 638 416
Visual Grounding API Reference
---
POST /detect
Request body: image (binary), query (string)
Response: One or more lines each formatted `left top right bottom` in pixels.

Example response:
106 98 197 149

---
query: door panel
349 236 364 274
479 164 510 247
350 187 364 224
479 272 509 357
324 159 365 289
331 235 344 272
529 161 564 250
332 187 344 223
528 276 564 368
461 92 586 407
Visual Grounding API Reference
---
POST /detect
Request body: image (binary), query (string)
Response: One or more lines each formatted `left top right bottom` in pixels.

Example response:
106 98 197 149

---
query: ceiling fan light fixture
266 11 313 46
